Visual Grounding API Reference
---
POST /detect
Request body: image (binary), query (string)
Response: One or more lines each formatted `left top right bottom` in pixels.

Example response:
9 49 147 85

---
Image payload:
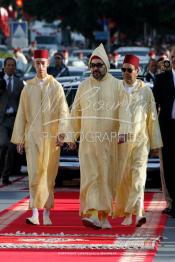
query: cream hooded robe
71 43 122 215
11 75 69 209
113 79 163 217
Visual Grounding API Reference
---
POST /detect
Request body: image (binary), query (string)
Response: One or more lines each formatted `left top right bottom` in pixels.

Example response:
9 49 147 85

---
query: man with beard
113 54 162 227
71 43 122 229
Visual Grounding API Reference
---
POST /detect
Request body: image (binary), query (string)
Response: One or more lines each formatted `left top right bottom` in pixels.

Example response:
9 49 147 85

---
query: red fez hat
14 47 21 53
91 55 101 60
123 54 139 69
149 50 155 57
34 49 49 60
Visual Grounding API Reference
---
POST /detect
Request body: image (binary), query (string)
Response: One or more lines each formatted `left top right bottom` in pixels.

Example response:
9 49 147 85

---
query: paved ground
0 191 28 211
154 218 175 261
0 175 175 261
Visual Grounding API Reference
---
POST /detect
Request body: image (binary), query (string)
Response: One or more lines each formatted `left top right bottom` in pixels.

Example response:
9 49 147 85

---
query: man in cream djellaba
11 49 70 225
113 54 162 227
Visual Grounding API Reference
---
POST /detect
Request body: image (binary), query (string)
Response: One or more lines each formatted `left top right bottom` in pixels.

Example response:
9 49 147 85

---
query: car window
36 36 58 44
119 51 149 56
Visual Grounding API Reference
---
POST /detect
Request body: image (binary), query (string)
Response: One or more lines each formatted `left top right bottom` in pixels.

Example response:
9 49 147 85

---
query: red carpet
0 191 167 261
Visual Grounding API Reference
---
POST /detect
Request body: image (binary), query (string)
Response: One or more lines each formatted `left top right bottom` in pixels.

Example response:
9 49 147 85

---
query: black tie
7 77 12 92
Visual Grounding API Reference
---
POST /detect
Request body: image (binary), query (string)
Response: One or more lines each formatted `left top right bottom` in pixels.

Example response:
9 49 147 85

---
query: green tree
2 0 175 42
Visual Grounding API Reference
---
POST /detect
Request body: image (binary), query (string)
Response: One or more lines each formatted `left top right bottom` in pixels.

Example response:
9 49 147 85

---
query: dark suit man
153 47 175 218
0 57 24 185
145 59 157 84
47 52 69 77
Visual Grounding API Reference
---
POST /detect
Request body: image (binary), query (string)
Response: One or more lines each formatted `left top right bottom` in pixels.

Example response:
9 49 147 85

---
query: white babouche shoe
43 216 52 225
82 217 101 229
26 216 40 225
101 218 112 229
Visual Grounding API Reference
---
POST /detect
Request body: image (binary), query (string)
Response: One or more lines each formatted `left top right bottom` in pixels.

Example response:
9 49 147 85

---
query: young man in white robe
11 49 70 225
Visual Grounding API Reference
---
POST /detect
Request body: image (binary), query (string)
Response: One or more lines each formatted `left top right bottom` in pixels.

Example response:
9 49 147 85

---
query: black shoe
162 207 172 214
2 179 12 185
136 217 147 227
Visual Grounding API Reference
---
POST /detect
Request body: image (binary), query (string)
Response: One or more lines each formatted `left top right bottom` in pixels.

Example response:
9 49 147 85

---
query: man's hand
67 142 77 151
17 143 24 154
150 148 160 157
56 133 65 147
118 134 127 144
6 107 14 114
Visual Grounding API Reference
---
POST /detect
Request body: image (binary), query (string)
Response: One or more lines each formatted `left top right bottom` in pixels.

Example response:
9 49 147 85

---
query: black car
59 81 80 170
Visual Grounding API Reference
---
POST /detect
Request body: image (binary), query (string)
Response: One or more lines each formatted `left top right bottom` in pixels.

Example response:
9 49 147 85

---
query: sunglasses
90 63 104 68
55 56 62 60
121 68 134 73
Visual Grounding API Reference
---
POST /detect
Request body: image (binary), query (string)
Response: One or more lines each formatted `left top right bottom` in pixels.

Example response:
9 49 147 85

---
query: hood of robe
89 43 110 71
